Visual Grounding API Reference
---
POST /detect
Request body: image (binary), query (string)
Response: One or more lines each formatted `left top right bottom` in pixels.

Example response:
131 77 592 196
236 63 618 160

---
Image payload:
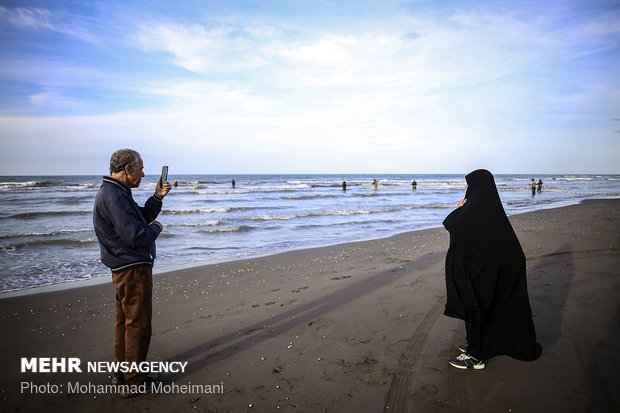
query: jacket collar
103 176 131 194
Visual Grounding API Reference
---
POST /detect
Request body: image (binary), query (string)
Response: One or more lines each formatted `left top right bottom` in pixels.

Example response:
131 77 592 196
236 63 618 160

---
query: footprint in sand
346 330 375 344
421 383 439 395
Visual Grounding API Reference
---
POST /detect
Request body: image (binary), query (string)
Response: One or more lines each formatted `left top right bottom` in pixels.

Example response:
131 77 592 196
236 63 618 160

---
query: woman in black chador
442 169 542 369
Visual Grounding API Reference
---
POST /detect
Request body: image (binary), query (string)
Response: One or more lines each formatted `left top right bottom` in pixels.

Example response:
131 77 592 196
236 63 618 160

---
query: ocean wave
1 238 98 250
0 229 93 239
251 208 387 221
260 185 309 190
4 210 92 220
0 180 38 188
0 180 38 186
550 176 594 181
184 245 242 251
165 207 233 214
283 194 339 200
251 214 298 221
505 200 530 206
286 180 315 185
314 209 372 216
423 203 459 209
62 183 99 191
0 182 40 192
167 220 221 227
180 185 308 193
310 183 343 188
184 188 252 194
0 180 66 190
36 180 57 187
283 195 319 200
183 190 219 196
198 225 256 234
164 206 271 215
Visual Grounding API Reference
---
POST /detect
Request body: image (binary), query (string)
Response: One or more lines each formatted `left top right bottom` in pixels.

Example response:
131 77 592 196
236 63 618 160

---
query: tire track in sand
383 296 445 413
447 324 472 413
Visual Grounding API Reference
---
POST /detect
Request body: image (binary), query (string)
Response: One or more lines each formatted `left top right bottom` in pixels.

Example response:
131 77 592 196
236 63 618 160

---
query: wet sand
1 199 618 412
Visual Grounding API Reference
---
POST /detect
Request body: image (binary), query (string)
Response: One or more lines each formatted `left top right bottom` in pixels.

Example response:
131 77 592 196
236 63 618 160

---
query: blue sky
0 0 619 175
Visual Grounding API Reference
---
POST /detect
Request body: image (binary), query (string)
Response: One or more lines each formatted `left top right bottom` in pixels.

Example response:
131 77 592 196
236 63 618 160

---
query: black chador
442 169 542 362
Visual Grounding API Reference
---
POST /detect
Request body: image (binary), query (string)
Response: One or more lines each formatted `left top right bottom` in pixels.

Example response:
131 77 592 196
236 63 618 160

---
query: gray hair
109 149 141 174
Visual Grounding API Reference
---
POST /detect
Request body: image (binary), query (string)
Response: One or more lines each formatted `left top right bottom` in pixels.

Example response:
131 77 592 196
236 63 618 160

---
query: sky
0 0 619 175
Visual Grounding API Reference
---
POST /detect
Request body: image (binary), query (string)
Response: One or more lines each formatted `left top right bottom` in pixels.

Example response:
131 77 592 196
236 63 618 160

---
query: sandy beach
1 199 618 412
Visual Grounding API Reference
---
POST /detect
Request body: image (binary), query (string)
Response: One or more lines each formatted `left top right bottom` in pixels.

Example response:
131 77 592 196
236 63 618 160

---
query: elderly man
93 149 171 395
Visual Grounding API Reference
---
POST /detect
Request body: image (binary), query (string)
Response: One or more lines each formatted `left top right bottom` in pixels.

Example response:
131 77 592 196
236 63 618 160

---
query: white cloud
132 5 618 96
120 5 619 162
0 5 100 44
136 23 266 73
28 89 81 109
277 34 360 67
0 5 54 30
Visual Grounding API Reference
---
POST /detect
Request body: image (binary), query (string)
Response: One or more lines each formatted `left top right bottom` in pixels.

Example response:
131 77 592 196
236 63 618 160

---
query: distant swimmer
232 179 236 188
174 180 178 188
537 179 543 193
342 181 347 191
373 179 379 189
412 180 417 190
530 179 536 195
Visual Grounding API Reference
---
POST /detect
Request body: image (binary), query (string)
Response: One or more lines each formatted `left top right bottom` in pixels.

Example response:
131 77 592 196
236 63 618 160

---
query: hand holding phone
156 166 171 198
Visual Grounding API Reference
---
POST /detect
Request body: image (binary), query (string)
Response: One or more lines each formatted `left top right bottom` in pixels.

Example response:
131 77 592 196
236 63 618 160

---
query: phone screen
161 166 168 183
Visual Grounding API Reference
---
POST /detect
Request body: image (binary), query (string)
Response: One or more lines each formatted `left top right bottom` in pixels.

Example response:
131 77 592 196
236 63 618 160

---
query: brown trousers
112 266 152 385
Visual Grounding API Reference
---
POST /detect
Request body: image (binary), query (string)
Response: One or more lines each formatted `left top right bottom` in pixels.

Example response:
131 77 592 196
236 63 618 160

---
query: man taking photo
93 148 171 397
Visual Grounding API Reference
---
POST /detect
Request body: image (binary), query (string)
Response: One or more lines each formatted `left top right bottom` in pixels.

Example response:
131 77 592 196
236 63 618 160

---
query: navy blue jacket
93 176 163 273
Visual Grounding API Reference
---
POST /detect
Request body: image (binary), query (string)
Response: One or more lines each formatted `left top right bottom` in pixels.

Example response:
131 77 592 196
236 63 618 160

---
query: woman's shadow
527 243 574 348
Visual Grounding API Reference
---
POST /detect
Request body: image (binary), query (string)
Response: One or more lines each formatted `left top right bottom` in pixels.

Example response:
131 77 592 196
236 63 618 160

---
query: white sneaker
448 352 485 370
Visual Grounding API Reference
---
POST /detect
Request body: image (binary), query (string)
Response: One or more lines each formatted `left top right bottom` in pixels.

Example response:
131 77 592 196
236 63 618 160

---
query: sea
1 174 619 293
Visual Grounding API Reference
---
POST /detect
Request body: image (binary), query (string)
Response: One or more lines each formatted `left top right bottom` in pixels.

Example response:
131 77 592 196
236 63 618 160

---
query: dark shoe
458 344 468 353
111 372 125 385
120 377 164 399
448 352 485 370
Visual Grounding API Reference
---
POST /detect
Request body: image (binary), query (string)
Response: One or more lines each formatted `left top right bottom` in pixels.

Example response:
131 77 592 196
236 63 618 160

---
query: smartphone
161 166 168 184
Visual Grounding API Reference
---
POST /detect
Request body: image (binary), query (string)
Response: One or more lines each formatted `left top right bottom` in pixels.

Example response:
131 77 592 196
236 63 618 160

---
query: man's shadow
167 252 443 379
